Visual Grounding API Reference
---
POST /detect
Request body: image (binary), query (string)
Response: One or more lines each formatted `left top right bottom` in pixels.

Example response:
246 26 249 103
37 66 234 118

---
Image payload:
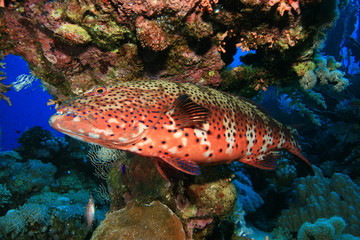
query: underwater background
1 0 360 239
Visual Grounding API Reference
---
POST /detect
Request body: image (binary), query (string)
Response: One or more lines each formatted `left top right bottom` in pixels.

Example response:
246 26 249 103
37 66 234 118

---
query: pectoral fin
169 94 210 129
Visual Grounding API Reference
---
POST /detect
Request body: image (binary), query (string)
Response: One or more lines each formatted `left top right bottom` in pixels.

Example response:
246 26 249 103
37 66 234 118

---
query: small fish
49 80 312 175
86 194 95 227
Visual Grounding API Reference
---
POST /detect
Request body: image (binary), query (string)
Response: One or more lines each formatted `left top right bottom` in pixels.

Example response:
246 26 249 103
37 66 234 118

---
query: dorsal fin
170 94 210 129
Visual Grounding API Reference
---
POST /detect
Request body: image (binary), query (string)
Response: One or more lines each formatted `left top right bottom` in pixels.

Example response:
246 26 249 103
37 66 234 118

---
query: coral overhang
0 0 340 99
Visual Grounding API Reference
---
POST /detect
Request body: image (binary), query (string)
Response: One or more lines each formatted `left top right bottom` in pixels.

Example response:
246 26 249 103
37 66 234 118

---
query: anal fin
240 153 278 170
158 155 201 175
153 158 182 181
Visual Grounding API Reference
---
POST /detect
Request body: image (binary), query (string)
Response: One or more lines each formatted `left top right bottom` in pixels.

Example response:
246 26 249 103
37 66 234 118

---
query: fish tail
288 148 314 174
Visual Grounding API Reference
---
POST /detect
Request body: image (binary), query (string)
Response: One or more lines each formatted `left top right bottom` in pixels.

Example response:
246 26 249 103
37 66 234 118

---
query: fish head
49 84 164 147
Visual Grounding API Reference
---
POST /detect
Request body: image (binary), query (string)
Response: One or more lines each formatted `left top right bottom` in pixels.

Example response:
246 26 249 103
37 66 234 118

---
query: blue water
0 55 63 150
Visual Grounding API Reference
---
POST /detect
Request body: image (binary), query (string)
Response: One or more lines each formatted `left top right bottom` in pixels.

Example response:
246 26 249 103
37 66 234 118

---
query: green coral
292 61 316 77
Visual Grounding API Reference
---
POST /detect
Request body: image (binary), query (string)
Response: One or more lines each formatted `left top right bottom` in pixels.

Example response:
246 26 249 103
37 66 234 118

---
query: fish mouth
49 112 151 147
49 113 118 146
49 112 97 137
53 110 97 125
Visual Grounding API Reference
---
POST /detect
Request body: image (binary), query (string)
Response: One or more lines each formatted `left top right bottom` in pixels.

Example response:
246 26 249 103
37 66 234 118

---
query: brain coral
91 201 186 240
278 167 360 236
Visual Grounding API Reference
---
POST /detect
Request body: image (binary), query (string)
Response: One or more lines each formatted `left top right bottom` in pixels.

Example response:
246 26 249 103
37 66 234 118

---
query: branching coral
0 63 12 106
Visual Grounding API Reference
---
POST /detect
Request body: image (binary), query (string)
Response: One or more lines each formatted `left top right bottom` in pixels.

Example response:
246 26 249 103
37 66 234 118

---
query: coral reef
0 189 106 239
0 0 342 98
0 150 108 239
6 159 57 195
87 145 126 180
15 126 90 174
0 125 117 239
277 167 360 236
91 201 186 240
255 70 360 172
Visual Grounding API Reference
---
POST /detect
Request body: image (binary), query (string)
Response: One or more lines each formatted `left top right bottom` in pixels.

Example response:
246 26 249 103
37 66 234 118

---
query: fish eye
93 86 107 96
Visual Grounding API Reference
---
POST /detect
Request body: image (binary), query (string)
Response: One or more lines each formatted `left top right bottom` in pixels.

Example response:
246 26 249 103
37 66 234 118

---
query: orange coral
268 0 300 16
198 0 219 13
254 78 268 92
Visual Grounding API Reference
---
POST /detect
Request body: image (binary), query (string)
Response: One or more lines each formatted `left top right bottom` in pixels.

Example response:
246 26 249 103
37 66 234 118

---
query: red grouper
49 80 312 175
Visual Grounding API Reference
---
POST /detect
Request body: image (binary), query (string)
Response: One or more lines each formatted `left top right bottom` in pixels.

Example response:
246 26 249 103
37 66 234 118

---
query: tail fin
289 148 314 175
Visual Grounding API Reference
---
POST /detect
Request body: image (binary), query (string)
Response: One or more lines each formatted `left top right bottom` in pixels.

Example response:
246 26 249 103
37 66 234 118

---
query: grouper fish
49 80 311 175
